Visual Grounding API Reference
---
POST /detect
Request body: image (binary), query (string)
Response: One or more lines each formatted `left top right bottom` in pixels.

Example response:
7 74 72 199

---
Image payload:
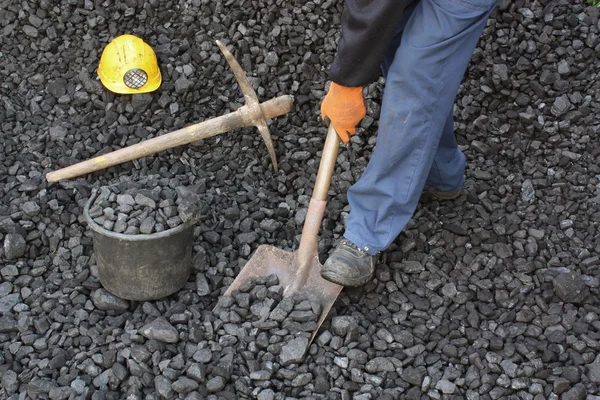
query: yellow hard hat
98 35 161 94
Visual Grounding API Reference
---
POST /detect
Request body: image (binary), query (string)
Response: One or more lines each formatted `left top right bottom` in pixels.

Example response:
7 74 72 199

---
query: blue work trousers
344 0 499 254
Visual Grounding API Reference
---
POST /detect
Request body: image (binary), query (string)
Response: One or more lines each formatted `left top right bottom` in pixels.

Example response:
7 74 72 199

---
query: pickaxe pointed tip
217 38 281 175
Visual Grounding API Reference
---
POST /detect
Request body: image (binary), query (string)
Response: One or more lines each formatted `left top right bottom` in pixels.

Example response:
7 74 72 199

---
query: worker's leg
424 111 466 192
383 4 466 194
381 1 465 193
344 0 498 254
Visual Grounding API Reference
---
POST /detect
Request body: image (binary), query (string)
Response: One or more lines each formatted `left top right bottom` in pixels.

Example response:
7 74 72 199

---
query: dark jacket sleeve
329 0 406 87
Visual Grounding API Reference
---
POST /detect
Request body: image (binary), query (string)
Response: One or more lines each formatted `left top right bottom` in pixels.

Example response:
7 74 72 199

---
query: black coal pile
2 0 600 399
208 275 321 397
88 177 206 234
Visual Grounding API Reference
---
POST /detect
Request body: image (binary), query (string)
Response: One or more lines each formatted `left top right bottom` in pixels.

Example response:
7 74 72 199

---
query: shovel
222 123 344 341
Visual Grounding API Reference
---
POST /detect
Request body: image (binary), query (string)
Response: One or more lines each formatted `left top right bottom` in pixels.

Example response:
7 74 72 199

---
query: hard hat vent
123 68 148 89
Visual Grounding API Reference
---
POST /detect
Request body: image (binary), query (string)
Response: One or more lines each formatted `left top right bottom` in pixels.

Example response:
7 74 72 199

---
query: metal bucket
84 189 195 301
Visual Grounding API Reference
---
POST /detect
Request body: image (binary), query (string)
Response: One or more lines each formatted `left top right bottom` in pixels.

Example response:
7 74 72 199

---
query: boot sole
320 269 372 287
420 188 464 202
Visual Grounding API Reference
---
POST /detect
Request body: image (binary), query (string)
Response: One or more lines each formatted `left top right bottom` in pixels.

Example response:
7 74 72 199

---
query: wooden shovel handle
46 95 293 182
294 124 341 271
312 124 341 201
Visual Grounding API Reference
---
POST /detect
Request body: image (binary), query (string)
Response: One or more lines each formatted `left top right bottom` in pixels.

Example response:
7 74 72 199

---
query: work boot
321 239 377 287
420 185 464 202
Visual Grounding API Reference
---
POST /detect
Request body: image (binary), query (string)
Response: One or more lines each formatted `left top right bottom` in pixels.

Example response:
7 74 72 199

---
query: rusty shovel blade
222 244 343 342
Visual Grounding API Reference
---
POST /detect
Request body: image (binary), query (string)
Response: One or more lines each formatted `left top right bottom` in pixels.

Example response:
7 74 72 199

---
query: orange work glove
320 82 366 143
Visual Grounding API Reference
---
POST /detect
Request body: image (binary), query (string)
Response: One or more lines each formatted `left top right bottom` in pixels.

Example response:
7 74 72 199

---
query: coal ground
1 0 600 399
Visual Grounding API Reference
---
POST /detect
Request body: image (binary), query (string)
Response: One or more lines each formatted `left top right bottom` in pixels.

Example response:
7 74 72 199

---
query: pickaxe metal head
216 40 279 172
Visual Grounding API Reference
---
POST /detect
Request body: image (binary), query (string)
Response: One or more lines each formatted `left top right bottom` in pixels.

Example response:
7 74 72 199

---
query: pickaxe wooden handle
46 40 292 183
45 95 292 182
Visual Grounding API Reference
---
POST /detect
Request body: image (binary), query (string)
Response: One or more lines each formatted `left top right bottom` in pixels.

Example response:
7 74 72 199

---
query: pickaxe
46 40 292 183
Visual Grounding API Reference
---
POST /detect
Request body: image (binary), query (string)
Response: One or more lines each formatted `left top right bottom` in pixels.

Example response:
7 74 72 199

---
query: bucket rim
84 187 196 242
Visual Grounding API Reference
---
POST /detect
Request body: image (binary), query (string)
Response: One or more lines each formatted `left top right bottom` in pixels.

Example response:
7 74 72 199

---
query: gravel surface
1 0 600 399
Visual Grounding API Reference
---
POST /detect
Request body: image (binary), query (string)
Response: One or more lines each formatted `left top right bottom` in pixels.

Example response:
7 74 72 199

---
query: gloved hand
320 82 366 143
